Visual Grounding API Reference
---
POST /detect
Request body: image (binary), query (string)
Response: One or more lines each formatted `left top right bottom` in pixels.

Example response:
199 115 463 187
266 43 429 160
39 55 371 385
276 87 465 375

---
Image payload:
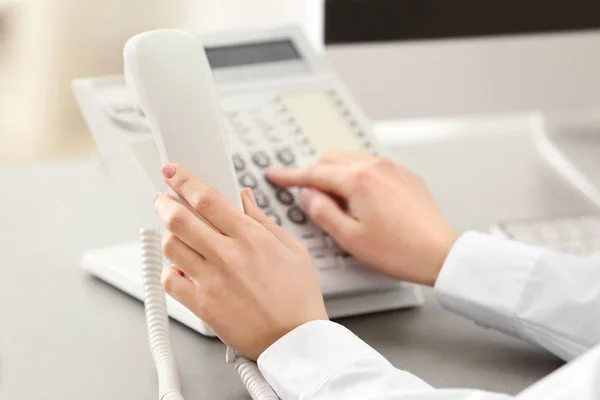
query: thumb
299 189 359 244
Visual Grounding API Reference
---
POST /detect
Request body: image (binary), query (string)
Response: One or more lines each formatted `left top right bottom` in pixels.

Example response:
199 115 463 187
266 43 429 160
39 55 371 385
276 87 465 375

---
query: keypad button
287 206 307 225
253 189 270 209
251 151 271 168
239 173 258 189
276 188 294 205
265 211 282 226
277 148 296 165
232 154 245 172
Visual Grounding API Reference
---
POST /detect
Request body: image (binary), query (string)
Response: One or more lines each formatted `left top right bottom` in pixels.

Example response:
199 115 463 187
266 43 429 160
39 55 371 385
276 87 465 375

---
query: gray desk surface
3 36 600 398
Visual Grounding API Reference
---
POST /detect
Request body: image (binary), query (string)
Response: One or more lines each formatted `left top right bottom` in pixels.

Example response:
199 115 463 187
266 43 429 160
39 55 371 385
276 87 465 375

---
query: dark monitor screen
325 0 600 44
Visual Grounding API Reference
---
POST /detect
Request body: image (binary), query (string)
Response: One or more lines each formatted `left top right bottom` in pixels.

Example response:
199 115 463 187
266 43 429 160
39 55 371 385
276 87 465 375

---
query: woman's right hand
266 152 459 286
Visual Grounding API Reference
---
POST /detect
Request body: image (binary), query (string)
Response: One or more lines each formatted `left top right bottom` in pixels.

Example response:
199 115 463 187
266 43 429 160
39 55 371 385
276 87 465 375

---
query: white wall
182 0 324 51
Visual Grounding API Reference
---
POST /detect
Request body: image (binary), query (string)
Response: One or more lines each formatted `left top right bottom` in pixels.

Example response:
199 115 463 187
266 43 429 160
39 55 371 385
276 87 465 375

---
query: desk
1 113 597 399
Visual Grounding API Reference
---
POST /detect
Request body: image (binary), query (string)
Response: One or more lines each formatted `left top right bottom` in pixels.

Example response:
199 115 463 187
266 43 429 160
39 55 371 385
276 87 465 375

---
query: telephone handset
127 30 278 400
123 30 242 212
73 25 422 338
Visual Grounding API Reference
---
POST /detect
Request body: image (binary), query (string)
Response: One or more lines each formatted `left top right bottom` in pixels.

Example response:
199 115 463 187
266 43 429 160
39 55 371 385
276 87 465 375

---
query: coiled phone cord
140 228 279 400
141 228 184 400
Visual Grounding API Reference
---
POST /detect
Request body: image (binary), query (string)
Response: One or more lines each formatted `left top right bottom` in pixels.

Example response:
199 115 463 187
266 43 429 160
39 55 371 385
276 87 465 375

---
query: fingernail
245 188 257 206
161 163 176 179
299 188 315 210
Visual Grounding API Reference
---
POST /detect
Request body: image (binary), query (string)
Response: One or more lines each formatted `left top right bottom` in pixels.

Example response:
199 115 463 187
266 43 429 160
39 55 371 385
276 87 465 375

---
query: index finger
266 164 351 196
318 151 371 165
161 163 248 236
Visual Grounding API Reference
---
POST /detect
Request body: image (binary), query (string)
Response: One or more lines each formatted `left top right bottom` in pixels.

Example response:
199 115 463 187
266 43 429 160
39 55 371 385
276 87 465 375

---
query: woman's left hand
154 163 328 360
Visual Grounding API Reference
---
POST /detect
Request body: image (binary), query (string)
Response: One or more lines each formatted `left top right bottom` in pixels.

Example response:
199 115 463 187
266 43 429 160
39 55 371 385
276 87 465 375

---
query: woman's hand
267 152 459 287
154 164 328 360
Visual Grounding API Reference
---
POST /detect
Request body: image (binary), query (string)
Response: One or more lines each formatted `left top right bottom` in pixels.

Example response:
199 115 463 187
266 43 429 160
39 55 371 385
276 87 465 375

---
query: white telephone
73 26 422 339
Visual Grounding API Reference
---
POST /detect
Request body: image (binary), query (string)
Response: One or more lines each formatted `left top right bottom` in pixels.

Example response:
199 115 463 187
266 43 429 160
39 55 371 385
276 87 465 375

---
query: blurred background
0 0 323 162
2 0 600 164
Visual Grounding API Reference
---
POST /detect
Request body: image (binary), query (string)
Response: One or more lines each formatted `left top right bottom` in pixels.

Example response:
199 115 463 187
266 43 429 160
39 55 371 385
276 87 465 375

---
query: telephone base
82 242 423 337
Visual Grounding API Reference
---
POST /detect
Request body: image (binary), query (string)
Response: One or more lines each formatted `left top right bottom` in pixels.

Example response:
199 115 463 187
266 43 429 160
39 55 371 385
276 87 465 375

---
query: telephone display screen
206 40 301 69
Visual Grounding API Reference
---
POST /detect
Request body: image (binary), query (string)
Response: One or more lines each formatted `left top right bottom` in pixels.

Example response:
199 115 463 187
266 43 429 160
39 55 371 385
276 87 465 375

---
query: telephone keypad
219 88 377 272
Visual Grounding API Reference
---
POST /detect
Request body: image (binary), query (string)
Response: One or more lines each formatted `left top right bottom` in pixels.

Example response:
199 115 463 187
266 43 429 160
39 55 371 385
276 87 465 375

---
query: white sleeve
515 343 600 400
258 320 511 400
257 320 600 400
434 231 600 361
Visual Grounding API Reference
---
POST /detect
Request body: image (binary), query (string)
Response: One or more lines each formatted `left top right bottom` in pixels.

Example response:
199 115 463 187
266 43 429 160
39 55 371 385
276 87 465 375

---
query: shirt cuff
257 320 390 399
434 231 544 338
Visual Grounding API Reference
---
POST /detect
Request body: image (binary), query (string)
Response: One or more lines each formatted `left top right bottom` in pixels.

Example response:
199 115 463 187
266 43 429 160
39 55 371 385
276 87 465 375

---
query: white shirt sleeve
257 320 511 400
257 231 600 400
258 321 600 400
434 231 600 361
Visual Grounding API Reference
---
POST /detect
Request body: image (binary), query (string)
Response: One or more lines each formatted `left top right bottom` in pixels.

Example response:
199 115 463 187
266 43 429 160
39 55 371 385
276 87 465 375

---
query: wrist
427 229 460 286
408 228 459 287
